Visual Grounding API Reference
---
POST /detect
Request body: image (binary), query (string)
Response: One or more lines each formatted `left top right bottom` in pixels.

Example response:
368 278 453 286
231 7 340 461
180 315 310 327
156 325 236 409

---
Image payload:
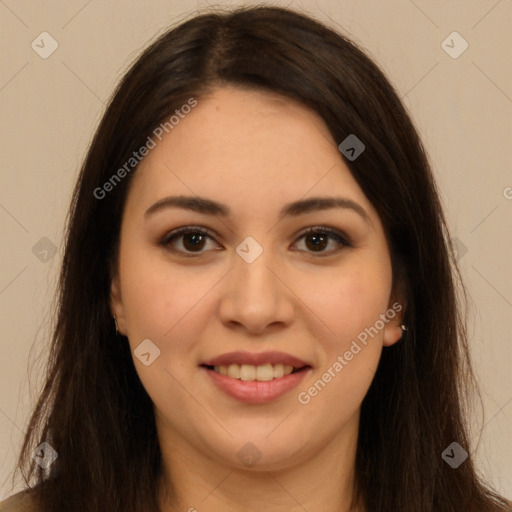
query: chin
201 428 311 472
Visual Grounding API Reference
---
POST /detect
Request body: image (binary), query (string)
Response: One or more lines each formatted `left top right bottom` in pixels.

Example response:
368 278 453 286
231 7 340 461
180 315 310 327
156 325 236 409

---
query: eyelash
158 225 353 258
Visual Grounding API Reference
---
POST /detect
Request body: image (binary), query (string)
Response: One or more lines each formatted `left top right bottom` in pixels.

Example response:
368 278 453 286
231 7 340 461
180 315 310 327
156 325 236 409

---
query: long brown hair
14 6 511 511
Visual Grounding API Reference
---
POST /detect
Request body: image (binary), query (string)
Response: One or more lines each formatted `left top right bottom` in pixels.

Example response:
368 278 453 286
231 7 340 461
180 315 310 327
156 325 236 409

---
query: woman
2 5 510 512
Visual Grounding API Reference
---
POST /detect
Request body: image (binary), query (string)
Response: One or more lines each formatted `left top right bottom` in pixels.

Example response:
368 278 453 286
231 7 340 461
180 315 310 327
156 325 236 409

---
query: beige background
1 0 511 500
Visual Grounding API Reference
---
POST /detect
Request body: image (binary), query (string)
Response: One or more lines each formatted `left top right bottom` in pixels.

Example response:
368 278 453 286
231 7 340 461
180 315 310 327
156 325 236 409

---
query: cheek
296 267 390 419
118 244 219 374
118 248 210 405
119 244 196 334
308 261 392 340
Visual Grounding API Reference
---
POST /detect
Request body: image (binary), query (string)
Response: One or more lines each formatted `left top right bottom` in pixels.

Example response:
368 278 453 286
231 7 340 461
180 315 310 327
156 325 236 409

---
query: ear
383 263 408 347
382 297 406 347
110 275 127 336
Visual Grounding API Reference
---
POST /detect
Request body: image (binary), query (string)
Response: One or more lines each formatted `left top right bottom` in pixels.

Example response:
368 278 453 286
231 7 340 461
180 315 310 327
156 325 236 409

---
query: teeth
213 363 297 381
240 364 256 381
227 364 240 379
256 364 274 381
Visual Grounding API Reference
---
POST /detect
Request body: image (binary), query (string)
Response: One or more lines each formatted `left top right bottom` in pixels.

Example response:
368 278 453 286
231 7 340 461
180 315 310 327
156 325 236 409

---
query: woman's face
111 86 404 471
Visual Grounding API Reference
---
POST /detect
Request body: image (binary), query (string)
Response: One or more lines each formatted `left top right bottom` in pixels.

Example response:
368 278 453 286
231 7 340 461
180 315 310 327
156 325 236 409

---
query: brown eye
293 227 352 256
304 232 329 251
181 232 207 251
159 227 219 256
159 225 351 257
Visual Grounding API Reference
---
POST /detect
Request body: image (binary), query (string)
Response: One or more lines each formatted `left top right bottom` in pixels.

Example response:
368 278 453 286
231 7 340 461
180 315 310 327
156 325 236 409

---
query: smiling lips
200 351 312 404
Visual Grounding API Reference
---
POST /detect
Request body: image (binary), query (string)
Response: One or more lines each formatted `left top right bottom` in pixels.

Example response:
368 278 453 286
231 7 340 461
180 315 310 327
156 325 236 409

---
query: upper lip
201 351 311 368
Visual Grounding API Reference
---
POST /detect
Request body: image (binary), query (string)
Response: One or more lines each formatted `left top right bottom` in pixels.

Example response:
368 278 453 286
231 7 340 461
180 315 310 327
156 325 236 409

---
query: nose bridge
218 234 294 331
234 234 280 299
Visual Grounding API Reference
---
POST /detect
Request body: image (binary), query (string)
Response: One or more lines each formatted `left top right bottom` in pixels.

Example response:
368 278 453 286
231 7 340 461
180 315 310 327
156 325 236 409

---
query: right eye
158 226 222 256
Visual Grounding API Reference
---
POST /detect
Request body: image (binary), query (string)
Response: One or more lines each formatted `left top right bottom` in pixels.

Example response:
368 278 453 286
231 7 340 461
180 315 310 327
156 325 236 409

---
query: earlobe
383 323 406 347
383 325 403 347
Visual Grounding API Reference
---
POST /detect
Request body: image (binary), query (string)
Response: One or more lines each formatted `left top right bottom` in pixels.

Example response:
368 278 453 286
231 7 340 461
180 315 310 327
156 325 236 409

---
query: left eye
159 226 351 256
293 227 352 255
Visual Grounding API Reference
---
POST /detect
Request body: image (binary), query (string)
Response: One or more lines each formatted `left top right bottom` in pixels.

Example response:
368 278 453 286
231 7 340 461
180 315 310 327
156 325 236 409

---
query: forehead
126 86 375 221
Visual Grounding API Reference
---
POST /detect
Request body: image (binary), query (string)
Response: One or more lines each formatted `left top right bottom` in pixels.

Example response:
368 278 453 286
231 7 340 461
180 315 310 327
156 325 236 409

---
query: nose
217 243 295 335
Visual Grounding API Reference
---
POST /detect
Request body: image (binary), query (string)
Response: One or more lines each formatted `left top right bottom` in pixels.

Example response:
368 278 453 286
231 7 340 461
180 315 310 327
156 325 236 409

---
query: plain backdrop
1 0 511 501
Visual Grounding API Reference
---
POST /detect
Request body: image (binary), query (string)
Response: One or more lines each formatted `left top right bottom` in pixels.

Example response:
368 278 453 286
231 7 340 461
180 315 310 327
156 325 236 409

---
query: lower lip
201 366 311 404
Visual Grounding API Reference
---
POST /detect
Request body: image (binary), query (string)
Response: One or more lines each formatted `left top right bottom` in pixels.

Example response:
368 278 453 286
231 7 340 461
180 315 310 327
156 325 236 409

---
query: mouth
200 362 309 381
199 351 313 404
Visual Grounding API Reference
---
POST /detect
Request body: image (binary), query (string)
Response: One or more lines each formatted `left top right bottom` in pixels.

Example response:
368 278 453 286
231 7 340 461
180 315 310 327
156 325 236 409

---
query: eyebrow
144 195 371 224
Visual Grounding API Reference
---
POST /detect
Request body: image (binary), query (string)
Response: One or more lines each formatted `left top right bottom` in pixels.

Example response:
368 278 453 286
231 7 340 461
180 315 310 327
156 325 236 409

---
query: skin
110 86 405 512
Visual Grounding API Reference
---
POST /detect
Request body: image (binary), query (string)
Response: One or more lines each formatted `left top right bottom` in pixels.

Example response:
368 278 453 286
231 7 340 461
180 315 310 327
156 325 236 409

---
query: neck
157 412 364 512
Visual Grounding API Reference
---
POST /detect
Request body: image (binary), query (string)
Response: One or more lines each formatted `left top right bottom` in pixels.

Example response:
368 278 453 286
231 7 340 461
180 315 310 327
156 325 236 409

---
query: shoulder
0 490 35 512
